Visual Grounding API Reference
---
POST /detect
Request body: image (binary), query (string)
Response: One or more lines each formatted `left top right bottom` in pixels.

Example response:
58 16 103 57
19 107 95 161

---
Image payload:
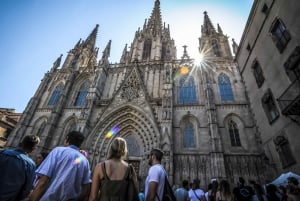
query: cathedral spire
146 0 163 36
202 11 216 35
51 54 63 72
83 24 99 49
99 40 111 65
217 23 224 35
120 44 128 64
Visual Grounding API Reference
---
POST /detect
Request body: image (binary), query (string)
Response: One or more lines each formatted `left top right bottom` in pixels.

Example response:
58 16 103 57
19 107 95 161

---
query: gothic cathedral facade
7 1 265 187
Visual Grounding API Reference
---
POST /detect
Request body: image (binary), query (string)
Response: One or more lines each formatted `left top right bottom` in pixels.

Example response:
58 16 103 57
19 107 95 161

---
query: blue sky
0 0 253 113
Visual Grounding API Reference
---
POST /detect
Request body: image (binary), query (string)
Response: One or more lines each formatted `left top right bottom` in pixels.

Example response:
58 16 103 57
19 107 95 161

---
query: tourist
145 148 166 201
29 131 91 201
188 179 206 201
216 180 234 201
89 137 138 201
0 135 40 201
175 179 190 201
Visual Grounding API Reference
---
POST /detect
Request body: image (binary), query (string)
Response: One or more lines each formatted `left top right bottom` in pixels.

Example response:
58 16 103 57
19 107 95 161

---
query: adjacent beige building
0 108 21 148
6 0 265 187
236 0 300 181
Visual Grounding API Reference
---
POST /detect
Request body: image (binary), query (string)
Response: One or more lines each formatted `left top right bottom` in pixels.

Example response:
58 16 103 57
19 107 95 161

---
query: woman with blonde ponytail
89 137 138 201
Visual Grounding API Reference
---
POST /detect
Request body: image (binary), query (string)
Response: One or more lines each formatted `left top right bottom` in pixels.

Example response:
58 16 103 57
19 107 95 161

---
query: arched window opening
74 81 90 107
228 120 241 146
142 39 152 60
274 135 296 168
37 121 47 137
218 73 234 101
161 42 167 60
69 122 77 132
212 40 221 57
48 84 64 106
184 123 195 148
179 76 197 104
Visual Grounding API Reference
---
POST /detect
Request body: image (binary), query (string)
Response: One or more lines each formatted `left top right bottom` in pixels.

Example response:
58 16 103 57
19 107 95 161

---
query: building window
69 122 77 132
142 39 152 60
184 123 195 148
161 42 167 60
274 135 296 168
212 39 221 57
74 81 90 107
252 60 265 88
36 121 46 136
178 76 197 104
228 120 241 146
261 89 280 124
270 18 291 53
48 84 64 106
218 73 234 101
284 46 300 81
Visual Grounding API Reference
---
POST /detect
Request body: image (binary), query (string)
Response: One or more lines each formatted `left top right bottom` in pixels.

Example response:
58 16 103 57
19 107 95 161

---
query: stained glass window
218 73 234 101
184 123 195 148
74 81 90 107
48 84 64 106
179 76 197 104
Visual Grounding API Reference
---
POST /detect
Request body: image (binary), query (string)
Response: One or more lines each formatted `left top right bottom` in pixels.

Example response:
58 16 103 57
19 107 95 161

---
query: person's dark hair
40 152 49 159
182 180 189 188
278 185 287 194
210 180 219 199
287 177 299 186
21 135 40 152
219 180 231 197
150 148 163 161
238 177 245 185
193 179 200 189
66 131 85 147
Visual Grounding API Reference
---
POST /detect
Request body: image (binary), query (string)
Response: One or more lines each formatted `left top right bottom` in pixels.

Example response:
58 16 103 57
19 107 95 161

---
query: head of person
64 131 85 147
238 177 245 186
182 180 189 190
35 152 49 166
148 148 163 166
20 135 40 153
193 179 200 190
287 177 299 190
219 180 231 194
107 137 128 160
278 185 287 194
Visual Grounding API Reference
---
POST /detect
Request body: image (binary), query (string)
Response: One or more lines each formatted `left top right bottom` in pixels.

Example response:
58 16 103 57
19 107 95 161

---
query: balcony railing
277 78 300 115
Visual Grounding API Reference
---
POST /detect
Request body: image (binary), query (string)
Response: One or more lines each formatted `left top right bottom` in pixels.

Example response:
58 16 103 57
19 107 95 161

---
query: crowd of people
171 175 300 201
0 132 299 201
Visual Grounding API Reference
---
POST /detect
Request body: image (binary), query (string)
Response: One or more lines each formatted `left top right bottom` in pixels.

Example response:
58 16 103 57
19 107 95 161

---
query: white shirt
145 164 165 201
189 189 205 201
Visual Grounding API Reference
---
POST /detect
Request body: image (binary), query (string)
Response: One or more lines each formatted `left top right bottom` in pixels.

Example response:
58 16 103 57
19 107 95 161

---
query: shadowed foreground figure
0 135 40 201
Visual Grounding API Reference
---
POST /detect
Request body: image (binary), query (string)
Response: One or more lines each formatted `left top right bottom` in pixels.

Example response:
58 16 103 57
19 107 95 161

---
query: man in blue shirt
0 134 40 201
175 180 190 201
29 131 91 201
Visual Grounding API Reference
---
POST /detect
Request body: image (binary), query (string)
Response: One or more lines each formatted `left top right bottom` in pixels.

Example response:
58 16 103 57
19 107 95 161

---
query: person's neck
152 161 161 166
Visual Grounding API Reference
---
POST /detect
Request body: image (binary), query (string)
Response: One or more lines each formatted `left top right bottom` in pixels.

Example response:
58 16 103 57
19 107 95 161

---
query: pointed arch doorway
124 134 142 177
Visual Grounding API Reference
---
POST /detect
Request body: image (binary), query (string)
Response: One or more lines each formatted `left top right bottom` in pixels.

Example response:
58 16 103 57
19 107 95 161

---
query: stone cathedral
7 0 265 187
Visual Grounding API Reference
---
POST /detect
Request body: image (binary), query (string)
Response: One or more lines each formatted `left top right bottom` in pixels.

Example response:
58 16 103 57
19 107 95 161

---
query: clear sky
0 0 253 113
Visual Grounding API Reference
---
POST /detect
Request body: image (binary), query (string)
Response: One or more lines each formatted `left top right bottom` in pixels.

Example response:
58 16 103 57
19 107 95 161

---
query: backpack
160 176 176 201
238 186 252 201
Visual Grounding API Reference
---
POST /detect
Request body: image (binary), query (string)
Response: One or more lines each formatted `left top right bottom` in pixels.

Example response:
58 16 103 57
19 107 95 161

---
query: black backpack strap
101 162 109 180
125 164 132 180
193 190 201 201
